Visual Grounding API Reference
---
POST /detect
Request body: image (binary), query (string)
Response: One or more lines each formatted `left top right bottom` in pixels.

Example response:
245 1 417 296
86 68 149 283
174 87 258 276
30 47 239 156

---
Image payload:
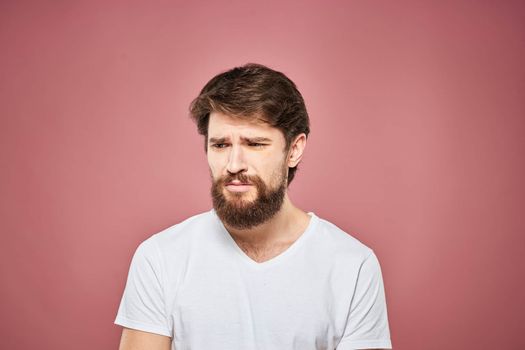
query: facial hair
211 165 287 230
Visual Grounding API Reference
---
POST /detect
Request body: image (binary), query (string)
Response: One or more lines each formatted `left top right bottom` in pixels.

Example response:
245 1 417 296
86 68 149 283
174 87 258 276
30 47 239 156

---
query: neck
222 193 310 248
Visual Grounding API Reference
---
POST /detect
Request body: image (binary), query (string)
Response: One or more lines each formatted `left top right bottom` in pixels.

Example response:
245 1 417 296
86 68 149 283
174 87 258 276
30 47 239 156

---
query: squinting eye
249 143 265 147
212 144 228 149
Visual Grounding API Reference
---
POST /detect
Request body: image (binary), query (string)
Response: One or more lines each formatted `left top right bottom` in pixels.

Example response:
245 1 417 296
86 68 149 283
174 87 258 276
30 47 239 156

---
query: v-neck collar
210 208 319 269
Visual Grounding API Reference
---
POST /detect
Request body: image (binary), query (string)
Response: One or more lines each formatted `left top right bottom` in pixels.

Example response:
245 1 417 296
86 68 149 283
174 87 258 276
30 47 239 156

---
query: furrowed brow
208 136 272 144
208 137 228 144
242 137 272 143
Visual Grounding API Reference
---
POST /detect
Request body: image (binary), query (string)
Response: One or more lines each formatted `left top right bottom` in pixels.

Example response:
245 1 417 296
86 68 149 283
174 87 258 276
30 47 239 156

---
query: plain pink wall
1 1 524 349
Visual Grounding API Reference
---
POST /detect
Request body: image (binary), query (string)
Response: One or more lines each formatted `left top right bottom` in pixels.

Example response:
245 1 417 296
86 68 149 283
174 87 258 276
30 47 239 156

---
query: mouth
224 182 253 193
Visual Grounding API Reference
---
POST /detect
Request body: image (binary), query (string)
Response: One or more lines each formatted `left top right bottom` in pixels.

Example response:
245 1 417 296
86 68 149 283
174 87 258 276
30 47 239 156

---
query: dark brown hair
189 63 310 185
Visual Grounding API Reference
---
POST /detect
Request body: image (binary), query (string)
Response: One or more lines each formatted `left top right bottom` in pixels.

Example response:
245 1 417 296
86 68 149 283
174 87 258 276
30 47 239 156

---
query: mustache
219 173 260 185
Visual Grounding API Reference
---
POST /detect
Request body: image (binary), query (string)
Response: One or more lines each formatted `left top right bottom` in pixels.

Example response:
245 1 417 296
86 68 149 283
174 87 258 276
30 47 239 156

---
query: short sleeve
337 251 392 349
114 237 172 337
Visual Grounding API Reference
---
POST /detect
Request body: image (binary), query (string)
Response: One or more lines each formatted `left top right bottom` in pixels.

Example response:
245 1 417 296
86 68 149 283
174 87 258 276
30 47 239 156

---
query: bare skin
207 111 310 263
118 328 171 350
225 194 311 263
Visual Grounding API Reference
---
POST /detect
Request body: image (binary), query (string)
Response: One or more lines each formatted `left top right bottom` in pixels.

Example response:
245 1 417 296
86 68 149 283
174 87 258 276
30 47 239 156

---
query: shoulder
139 210 217 256
311 214 374 264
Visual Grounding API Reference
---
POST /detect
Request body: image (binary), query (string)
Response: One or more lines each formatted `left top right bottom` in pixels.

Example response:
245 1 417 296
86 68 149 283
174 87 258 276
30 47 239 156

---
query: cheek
265 158 288 185
207 155 222 175
207 163 221 181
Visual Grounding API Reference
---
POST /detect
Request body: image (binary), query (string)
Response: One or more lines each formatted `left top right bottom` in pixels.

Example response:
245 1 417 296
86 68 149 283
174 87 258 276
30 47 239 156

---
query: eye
248 143 266 148
211 143 228 149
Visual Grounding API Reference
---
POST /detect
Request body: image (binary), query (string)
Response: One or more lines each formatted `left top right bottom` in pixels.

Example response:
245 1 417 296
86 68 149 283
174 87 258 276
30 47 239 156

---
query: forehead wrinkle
208 111 272 130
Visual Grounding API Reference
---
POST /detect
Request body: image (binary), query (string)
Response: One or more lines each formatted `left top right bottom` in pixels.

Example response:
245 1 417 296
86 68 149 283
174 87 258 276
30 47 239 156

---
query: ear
287 133 307 168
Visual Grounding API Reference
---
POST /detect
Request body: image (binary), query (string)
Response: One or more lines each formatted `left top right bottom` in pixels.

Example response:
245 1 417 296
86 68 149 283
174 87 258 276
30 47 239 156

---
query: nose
226 144 248 175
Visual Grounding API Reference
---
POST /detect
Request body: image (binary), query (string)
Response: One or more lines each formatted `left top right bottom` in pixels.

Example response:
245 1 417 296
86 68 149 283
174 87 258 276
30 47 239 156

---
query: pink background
1 1 524 349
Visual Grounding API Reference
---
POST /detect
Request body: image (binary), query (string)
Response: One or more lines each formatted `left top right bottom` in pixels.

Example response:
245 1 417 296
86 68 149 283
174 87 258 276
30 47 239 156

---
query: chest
169 263 348 349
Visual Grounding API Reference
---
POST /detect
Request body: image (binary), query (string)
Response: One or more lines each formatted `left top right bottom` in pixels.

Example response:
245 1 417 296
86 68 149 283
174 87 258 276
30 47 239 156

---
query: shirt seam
150 235 170 331
114 314 172 337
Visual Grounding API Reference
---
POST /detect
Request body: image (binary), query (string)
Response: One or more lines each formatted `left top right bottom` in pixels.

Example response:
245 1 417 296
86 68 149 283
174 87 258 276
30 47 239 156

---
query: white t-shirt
115 209 392 350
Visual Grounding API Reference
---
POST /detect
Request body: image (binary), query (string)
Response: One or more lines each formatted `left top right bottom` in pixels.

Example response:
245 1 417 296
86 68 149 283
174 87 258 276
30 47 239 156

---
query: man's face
207 111 289 230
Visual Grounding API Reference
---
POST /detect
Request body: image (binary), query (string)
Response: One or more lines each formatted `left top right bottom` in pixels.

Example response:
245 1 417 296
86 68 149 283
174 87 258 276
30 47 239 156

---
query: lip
225 183 252 192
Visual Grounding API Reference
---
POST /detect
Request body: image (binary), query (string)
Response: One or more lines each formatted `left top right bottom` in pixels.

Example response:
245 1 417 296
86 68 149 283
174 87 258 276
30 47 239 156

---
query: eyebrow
208 136 273 144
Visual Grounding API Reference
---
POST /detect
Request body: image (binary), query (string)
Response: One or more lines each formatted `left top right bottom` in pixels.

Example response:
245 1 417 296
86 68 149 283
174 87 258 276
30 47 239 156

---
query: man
115 63 392 350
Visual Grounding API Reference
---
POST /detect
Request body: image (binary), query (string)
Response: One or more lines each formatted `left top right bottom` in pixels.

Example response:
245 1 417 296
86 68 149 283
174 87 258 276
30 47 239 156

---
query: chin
227 193 257 204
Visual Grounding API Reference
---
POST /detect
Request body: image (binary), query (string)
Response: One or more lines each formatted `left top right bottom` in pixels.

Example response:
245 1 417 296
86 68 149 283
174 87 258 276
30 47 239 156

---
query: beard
211 165 287 230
